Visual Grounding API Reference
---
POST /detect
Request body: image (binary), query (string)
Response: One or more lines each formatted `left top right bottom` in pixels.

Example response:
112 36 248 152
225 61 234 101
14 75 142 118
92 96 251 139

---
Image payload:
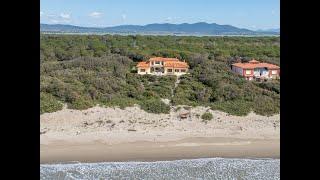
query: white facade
137 67 151 75
138 67 188 76
137 59 189 76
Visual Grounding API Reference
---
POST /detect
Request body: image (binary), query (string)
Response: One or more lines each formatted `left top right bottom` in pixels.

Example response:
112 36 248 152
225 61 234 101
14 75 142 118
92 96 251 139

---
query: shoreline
41 137 279 164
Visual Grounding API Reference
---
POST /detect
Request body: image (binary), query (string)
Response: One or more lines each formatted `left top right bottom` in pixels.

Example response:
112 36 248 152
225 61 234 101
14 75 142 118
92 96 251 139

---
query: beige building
137 57 189 76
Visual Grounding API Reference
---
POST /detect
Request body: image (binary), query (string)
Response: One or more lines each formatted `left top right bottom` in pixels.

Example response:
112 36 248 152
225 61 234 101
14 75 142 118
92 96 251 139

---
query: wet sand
41 137 279 164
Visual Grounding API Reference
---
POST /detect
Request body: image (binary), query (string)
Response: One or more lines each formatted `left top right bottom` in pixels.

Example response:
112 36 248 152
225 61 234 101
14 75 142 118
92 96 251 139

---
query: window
245 70 251 75
167 69 172 72
181 69 186 72
155 61 161 65
175 69 180 72
272 70 277 75
140 69 145 72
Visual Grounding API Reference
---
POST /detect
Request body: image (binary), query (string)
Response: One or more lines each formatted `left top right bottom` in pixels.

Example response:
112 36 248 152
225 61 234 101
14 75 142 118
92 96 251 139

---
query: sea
40 158 280 180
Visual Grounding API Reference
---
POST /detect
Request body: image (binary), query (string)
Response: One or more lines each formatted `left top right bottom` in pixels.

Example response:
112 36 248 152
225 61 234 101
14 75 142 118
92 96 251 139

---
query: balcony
151 64 163 67
150 67 164 76
151 61 163 67
254 68 269 78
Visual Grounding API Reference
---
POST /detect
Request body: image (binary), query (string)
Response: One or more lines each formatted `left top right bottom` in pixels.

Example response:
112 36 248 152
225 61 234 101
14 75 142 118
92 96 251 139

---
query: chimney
249 59 259 64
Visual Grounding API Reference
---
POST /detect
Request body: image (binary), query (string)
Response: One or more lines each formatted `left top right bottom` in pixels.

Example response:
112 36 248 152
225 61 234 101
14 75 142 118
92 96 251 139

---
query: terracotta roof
232 61 280 69
149 57 179 62
136 61 150 68
248 59 260 64
136 57 189 68
164 61 189 68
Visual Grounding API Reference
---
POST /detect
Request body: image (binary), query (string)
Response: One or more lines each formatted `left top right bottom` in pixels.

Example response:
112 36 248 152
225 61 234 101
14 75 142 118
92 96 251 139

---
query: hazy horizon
40 0 279 31
40 22 280 32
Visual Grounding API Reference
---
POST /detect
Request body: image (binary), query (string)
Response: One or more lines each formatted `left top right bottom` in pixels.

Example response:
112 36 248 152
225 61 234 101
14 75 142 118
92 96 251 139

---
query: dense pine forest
40 35 280 116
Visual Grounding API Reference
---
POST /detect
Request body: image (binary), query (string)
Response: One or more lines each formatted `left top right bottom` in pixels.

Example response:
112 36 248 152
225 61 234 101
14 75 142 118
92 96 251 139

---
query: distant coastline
40 22 279 36
40 31 279 37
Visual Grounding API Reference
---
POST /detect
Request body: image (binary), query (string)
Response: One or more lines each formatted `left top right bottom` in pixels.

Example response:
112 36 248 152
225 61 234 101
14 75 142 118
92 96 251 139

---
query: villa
137 57 189 76
231 59 280 80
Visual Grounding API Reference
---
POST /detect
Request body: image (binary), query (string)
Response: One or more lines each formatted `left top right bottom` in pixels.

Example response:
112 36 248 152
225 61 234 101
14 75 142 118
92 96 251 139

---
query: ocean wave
40 158 280 180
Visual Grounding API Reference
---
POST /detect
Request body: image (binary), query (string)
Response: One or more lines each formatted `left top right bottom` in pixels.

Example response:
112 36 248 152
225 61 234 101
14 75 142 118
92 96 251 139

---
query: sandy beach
40 105 280 163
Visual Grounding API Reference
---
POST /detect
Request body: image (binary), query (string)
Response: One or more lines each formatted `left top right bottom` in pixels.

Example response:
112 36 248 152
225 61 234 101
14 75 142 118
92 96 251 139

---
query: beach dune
40 105 280 163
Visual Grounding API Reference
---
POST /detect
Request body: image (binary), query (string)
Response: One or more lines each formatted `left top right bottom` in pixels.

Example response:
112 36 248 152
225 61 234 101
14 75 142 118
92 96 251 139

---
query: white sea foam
40 158 280 180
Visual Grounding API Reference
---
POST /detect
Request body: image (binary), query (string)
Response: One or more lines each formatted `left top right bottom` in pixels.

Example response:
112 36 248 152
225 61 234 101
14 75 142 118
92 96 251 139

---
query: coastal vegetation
139 98 171 114
40 92 63 114
40 35 280 116
201 112 213 122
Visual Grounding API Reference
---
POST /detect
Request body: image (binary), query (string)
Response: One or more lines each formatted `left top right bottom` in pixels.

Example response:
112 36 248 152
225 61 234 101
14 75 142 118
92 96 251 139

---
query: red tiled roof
248 59 260 64
149 57 179 62
136 57 189 68
232 60 279 69
136 61 150 68
164 61 189 68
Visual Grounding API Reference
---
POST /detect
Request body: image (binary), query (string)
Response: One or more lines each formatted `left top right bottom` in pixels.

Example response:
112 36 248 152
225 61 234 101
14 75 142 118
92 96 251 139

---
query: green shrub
254 81 280 94
252 95 279 116
102 97 138 109
68 97 94 110
40 92 63 114
139 98 170 114
201 112 213 121
213 84 243 101
40 35 280 115
211 100 252 116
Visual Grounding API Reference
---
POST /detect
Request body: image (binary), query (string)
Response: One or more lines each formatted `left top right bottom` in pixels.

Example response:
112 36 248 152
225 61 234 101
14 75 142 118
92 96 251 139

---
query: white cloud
165 17 172 22
46 13 56 18
43 12 72 24
249 25 257 30
50 19 59 23
89 12 103 18
60 13 71 19
121 13 127 20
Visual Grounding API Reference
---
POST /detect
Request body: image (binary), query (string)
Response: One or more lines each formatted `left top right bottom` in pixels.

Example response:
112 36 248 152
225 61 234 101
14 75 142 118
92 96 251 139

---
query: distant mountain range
40 22 279 36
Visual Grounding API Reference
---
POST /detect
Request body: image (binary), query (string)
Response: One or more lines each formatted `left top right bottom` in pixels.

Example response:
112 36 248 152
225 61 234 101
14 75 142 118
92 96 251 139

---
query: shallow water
40 158 280 180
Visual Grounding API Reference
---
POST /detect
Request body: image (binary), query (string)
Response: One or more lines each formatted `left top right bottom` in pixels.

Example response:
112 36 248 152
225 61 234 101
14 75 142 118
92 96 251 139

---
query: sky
40 0 279 30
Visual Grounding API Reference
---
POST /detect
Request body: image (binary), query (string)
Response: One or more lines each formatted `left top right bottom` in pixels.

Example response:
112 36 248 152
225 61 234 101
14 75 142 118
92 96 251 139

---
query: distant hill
40 22 279 36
